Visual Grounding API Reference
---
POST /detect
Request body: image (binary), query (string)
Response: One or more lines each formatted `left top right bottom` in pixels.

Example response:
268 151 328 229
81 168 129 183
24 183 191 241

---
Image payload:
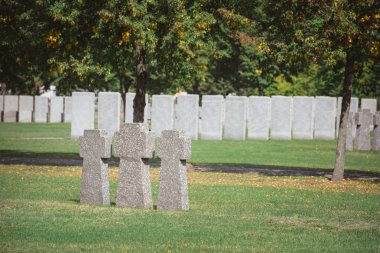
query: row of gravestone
70 92 378 141
0 95 71 123
80 123 191 211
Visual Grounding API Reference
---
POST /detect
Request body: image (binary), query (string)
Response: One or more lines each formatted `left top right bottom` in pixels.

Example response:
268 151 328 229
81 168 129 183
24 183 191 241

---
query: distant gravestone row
79 124 191 211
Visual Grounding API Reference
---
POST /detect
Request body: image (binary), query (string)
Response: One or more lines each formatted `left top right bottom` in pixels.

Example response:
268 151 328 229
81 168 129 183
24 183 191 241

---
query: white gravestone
336 97 359 137
50 96 64 123
151 95 174 135
292 96 314 140
247 96 271 140
270 96 293 140
18 95 34 123
174 94 199 140
64 97 72 123
3 95 18 122
314 96 337 140
361 98 377 114
71 92 95 138
224 96 247 140
200 95 224 140
0 95 3 122
98 92 121 136
34 96 49 123
124 93 149 123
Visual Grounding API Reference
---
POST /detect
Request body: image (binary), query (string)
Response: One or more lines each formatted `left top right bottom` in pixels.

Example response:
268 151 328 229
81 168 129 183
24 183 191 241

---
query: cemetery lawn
0 123 380 173
0 164 379 252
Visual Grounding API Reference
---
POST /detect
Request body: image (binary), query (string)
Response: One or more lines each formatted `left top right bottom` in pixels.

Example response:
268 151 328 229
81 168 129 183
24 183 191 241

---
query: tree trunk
119 74 131 123
133 44 147 123
332 47 354 181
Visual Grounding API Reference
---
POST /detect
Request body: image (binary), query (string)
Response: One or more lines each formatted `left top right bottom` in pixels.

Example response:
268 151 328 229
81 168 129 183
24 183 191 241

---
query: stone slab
71 92 95 138
0 95 3 122
50 96 64 123
124 93 149 123
79 129 112 205
157 130 191 211
174 94 199 140
200 95 224 140
361 98 377 114
114 123 154 208
346 112 355 151
98 92 121 136
224 96 247 140
336 97 359 137
354 109 372 150
34 96 49 123
314 96 337 140
373 112 380 151
292 96 314 140
64 97 72 123
270 96 292 140
151 95 174 135
18 95 33 123
3 95 18 122
247 96 271 140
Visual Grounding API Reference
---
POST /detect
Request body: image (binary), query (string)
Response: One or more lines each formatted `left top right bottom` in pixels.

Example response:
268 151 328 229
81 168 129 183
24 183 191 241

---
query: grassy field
1 123 380 173
0 164 379 252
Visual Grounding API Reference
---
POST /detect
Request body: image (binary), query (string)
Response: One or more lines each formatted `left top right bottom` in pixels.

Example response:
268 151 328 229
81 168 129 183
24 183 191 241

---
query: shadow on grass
69 199 117 206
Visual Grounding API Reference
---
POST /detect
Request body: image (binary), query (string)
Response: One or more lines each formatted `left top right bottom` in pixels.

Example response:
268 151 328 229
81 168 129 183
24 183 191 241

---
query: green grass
0 164 379 252
0 123 380 172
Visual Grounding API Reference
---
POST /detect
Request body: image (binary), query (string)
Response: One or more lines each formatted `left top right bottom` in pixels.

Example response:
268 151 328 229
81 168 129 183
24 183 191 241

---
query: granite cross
354 109 373 150
114 123 155 208
79 129 112 205
156 130 191 211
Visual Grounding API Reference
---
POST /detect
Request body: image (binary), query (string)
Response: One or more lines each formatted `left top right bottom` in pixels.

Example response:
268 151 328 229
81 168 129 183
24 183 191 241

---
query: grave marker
124 93 149 123
64 97 72 123
4 95 18 122
224 96 247 140
361 98 377 114
98 92 121 136
270 96 292 140
354 109 372 150
18 95 33 123
174 94 199 140
200 95 224 140
372 112 380 151
345 112 355 151
34 96 49 123
151 95 174 135
50 96 64 123
71 92 95 138
247 96 271 140
336 97 359 137
314 96 337 140
292 96 314 140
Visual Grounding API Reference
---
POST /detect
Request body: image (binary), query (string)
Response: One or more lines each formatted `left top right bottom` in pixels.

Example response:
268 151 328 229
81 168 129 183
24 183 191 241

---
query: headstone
79 129 112 205
224 96 247 140
157 130 191 211
34 96 49 123
247 96 271 140
50 96 64 123
270 96 292 140
124 93 149 123
174 94 199 140
336 97 359 137
71 92 95 138
292 96 314 140
0 95 3 122
18 95 33 123
151 95 174 135
3 95 18 122
345 112 355 151
200 95 224 140
354 109 372 150
64 97 72 123
373 112 380 151
314 96 337 140
114 123 155 208
98 92 121 136
361 98 377 114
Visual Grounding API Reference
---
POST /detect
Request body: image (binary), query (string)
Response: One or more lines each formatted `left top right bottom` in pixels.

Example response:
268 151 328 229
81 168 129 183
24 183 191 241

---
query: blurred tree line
1 0 379 99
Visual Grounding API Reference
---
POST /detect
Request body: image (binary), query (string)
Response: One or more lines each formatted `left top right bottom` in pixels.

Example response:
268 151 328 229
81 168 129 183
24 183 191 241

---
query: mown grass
0 123 380 172
0 164 379 252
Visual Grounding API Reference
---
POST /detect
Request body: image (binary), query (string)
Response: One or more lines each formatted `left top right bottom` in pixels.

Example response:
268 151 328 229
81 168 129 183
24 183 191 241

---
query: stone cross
354 109 373 150
114 123 155 208
79 129 112 205
373 112 380 151
156 130 191 211
345 112 355 151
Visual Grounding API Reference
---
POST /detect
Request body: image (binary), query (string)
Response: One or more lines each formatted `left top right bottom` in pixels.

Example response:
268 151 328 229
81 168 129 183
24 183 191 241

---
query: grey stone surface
18 95 33 123
64 97 72 123
3 95 18 122
336 97 359 137
270 96 292 140
98 92 121 136
314 96 337 140
345 112 355 151
224 96 247 140
34 96 49 123
151 95 174 135
157 130 191 211
200 95 224 140
292 96 314 140
361 98 377 114
79 129 112 205
247 96 271 140
354 109 372 151
71 92 95 138
114 123 155 208
124 93 149 123
0 95 3 122
174 94 199 140
50 96 64 123
373 112 380 151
